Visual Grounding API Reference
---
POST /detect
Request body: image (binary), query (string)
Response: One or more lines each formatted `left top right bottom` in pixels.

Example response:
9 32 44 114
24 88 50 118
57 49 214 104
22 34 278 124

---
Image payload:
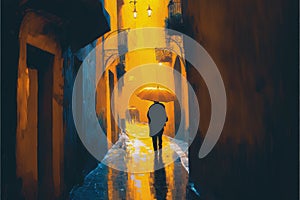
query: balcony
165 0 184 34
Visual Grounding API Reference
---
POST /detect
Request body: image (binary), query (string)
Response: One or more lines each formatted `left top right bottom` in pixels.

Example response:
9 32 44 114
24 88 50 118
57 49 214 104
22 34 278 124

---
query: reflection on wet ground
70 160 190 199
102 122 189 173
102 134 181 173
70 123 199 200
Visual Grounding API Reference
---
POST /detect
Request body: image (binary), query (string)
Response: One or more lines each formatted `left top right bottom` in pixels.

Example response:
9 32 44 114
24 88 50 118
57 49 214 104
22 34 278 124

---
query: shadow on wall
183 0 299 199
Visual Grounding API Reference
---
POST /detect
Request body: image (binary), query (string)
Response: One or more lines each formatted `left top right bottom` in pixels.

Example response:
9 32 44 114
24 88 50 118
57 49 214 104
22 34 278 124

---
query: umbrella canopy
136 86 176 102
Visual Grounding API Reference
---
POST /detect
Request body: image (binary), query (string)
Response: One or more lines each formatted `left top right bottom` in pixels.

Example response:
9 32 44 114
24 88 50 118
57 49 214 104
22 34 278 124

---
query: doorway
27 44 54 199
108 70 116 142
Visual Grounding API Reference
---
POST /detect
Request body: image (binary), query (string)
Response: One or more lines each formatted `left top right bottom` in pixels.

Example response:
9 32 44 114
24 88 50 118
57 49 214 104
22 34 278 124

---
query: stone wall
2 0 110 198
63 45 100 198
2 0 20 198
182 0 298 199
16 11 64 199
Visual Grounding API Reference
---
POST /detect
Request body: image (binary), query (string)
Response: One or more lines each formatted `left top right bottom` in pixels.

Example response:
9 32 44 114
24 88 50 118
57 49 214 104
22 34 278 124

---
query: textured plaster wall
16 11 64 199
183 0 298 199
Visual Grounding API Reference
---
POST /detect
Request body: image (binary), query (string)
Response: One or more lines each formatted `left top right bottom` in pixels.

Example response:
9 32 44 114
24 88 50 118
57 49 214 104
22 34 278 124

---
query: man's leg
158 129 163 150
152 135 158 151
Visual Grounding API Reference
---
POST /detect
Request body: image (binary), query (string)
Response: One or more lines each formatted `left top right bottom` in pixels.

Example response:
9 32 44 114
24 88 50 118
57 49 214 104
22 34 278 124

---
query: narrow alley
2 0 298 199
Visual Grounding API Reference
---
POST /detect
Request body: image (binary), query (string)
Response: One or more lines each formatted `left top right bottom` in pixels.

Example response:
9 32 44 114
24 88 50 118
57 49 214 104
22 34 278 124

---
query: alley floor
69 123 200 200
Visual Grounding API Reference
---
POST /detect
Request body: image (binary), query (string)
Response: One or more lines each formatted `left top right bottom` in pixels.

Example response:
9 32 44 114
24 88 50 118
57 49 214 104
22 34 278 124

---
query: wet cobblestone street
69 158 192 200
69 123 200 200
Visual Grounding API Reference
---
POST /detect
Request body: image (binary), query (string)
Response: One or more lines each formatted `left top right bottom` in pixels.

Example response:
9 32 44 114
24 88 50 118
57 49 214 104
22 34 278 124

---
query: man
147 101 168 151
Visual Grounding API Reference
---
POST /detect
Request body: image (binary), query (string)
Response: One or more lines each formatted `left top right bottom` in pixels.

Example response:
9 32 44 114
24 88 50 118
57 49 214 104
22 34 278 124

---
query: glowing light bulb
133 7 137 18
147 5 152 17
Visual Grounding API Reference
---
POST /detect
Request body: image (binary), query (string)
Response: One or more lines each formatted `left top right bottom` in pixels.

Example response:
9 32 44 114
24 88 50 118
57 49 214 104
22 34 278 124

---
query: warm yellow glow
105 123 181 199
97 2 190 197
133 8 137 19
147 5 152 17
100 0 190 140
119 1 172 134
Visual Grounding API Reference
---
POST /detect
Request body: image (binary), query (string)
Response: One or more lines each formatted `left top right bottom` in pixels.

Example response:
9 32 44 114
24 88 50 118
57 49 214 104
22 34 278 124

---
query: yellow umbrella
136 85 176 102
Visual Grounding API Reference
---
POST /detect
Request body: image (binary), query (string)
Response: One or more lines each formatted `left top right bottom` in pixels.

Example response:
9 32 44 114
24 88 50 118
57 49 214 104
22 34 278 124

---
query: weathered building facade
182 0 298 199
2 0 110 199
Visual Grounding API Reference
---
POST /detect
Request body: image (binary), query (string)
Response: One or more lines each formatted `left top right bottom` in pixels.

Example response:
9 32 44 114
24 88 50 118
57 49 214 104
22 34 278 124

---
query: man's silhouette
147 101 168 151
